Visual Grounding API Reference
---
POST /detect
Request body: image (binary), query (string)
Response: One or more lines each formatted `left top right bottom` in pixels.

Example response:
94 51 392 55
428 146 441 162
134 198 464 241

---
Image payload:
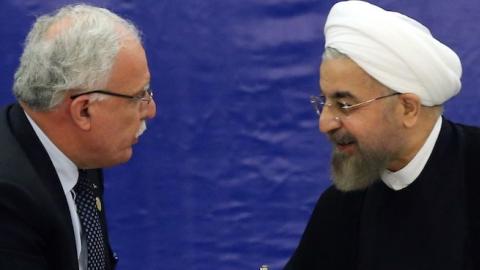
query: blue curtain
1 0 478 269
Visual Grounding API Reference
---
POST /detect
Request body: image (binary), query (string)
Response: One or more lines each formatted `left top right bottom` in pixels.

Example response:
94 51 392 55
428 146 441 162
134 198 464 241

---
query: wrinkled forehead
319 58 388 100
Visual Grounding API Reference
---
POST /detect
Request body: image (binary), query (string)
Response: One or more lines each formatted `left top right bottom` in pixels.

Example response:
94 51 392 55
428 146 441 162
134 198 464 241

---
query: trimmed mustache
136 121 147 138
328 131 357 145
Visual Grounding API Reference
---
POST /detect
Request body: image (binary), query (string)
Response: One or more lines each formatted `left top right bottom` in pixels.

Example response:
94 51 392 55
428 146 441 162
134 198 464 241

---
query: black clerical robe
285 118 480 270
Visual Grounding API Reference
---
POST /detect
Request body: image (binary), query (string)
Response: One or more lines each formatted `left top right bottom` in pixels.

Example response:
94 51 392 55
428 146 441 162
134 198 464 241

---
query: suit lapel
7 103 78 267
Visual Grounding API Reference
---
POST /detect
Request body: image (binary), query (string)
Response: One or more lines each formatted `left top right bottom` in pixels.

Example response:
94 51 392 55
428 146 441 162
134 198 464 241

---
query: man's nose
144 99 156 119
319 107 341 134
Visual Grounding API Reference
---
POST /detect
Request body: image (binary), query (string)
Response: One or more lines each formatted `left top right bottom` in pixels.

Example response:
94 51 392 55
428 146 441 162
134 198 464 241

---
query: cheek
346 121 388 148
100 113 140 144
342 120 374 141
116 108 141 129
365 123 401 152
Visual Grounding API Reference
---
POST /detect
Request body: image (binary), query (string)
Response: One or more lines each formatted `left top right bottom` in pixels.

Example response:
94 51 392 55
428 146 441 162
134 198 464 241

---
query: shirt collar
24 111 79 194
381 116 442 191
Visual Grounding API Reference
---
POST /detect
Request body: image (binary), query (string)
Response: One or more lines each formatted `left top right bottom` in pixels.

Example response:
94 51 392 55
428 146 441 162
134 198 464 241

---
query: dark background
1 0 479 269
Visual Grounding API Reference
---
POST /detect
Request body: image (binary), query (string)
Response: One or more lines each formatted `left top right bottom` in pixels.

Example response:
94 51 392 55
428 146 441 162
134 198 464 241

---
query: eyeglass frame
70 88 154 104
310 92 401 116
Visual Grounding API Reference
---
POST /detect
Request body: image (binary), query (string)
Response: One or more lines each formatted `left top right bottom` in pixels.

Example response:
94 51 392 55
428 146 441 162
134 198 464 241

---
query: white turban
324 1 462 106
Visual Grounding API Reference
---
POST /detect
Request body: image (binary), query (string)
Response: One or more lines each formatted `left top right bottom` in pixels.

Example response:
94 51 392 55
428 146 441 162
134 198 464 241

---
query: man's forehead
319 59 387 99
320 58 373 84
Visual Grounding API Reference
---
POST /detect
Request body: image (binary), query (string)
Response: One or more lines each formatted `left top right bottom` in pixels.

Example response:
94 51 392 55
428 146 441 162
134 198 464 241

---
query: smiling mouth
335 142 356 153
329 133 357 154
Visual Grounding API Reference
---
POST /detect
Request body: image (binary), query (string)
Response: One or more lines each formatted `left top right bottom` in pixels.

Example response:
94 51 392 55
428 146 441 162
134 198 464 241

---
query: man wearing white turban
285 1 480 269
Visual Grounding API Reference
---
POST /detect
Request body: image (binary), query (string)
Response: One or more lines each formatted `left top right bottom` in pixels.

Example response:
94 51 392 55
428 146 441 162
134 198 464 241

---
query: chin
104 149 134 168
118 149 134 164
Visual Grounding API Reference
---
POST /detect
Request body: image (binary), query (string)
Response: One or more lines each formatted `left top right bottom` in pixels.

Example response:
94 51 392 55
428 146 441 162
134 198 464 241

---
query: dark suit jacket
0 104 116 270
285 118 480 270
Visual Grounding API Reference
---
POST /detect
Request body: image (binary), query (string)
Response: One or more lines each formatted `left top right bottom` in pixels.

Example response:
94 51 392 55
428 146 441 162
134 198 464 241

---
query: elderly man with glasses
285 1 480 270
0 4 155 270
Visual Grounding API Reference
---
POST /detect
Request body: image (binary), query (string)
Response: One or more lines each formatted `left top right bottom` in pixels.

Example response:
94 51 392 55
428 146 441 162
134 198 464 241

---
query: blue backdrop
1 1 479 269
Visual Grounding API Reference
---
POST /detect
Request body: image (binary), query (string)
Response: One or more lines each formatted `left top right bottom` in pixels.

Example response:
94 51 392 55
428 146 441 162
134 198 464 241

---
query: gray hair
13 4 142 110
322 46 349 61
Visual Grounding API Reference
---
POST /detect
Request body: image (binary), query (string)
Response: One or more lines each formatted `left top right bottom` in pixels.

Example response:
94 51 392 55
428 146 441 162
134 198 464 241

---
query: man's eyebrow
133 83 150 95
331 91 357 100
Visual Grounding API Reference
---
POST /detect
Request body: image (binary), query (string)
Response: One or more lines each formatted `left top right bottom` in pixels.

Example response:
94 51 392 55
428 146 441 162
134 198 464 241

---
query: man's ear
69 95 92 130
398 93 422 128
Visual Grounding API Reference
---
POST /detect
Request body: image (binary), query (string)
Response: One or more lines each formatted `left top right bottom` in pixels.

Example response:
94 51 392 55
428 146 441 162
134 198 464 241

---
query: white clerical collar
381 116 442 191
24 112 79 194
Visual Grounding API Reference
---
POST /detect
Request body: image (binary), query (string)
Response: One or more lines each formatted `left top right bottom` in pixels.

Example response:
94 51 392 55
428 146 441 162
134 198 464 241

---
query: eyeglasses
310 92 400 116
70 88 154 104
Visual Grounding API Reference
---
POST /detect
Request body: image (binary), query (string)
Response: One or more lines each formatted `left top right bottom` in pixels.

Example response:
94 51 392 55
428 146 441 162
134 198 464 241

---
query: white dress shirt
25 112 86 270
381 117 442 191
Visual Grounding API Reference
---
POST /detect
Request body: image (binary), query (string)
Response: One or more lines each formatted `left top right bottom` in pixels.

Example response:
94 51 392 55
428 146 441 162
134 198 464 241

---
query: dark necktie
74 170 107 270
